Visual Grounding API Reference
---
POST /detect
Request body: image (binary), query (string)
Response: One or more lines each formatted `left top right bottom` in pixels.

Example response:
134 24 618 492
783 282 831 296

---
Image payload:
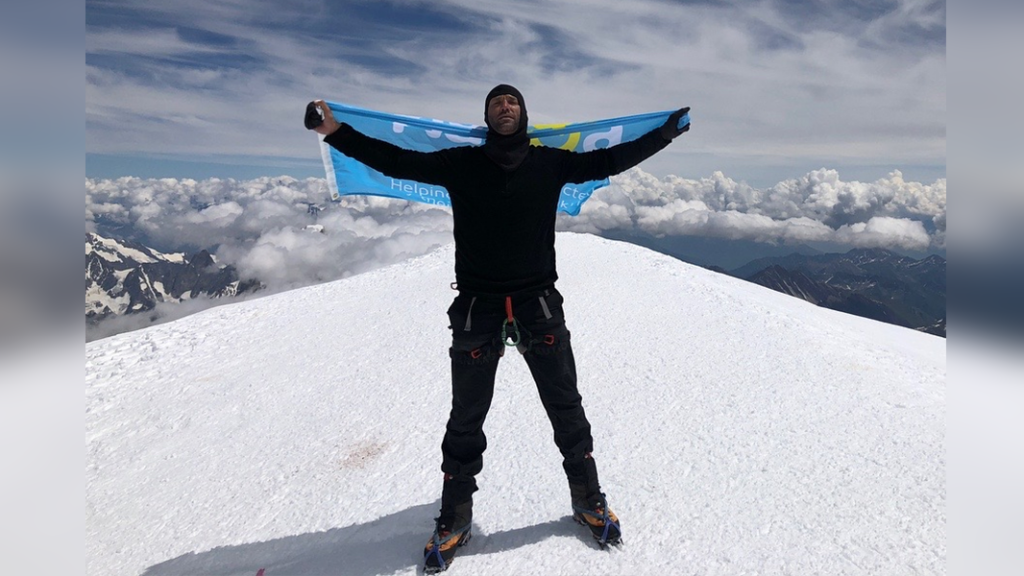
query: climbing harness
500 296 521 347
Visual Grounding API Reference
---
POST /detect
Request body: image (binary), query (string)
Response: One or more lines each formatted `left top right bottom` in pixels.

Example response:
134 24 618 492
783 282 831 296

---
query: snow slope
85 232 945 576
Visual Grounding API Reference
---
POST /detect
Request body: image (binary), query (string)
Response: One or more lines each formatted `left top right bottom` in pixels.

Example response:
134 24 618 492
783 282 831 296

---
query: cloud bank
86 175 456 293
86 166 944 296
560 167 945 251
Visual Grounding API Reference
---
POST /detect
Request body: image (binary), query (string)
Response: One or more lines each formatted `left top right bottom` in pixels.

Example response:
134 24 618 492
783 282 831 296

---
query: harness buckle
501 319 521 347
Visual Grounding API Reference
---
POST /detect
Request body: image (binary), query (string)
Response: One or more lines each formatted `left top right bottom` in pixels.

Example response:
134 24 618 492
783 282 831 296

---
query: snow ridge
86 232 945 576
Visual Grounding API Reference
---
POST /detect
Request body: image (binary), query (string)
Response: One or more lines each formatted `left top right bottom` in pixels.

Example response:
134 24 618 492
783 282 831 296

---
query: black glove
304 101 324 130
660 107 691 141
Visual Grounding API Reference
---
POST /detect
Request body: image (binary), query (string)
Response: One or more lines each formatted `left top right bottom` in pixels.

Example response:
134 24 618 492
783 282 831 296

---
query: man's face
487 94 521 135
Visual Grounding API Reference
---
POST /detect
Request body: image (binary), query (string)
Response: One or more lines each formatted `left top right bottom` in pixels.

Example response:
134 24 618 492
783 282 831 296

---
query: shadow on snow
141 502 592 576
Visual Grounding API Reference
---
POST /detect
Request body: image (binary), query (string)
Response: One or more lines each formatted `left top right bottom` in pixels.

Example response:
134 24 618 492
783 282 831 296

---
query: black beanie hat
482 84 530 171
484 84 528 132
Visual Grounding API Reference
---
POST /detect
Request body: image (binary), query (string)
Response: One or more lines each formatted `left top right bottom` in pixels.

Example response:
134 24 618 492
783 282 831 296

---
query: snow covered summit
86 232 945 576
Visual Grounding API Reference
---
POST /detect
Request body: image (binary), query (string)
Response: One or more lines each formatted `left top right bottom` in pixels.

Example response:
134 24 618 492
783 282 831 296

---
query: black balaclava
482 84 530 172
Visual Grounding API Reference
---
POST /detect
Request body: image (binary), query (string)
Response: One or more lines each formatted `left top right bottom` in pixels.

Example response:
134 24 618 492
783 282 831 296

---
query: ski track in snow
86 232 945 576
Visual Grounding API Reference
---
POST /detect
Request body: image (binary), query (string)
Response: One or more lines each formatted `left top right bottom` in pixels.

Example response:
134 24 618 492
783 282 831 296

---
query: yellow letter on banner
530 124 581 151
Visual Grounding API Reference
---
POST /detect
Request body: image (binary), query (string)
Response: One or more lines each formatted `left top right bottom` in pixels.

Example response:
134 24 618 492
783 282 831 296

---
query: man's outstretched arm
306 99 455 186
561 107 691 184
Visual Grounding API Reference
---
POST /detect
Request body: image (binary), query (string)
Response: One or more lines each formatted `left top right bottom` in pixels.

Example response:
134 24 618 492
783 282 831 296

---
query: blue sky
85 0 945 187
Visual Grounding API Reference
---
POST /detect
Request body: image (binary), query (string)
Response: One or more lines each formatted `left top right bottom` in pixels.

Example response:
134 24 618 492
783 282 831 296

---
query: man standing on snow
307 85 689 572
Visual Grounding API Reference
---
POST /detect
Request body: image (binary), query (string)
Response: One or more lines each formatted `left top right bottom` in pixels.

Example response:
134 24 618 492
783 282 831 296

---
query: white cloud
834 217 932 251
86 175 454 295
558 166 944 250
86 164 942 316
85 164 942 342
185 201 243 227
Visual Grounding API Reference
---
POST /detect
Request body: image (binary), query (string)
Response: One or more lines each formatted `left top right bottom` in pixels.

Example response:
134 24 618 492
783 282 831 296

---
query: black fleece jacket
324 124 672 295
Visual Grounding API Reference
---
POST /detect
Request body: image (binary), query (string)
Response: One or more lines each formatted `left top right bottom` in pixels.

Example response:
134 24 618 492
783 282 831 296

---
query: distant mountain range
86 232 262 325
732 248 946 337
596 230 945 337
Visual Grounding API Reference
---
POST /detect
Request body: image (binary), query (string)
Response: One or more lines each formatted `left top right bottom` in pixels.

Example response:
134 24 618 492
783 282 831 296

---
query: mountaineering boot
568 454 621 546
424 476 474 573
423 500 472 573
571 487 621 546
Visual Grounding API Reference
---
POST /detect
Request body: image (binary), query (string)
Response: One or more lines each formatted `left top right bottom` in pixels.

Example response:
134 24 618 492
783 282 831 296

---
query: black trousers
440 286 595 506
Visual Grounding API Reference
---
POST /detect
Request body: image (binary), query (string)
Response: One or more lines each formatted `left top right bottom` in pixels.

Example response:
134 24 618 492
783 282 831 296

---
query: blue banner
317 101 685 216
